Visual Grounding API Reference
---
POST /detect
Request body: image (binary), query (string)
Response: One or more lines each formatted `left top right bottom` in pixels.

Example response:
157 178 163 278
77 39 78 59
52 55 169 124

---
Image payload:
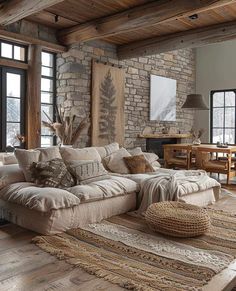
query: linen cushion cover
124 155 154 174
103 148 131 174
95 142 120 159
15 147 62 182
67 176 139 202
0 193 136 234
68 160 110 185
0 164 25 190
0 176 138 213
0 153 18 165
30 158 75 188
123 155 146 174
152 161 162 169
60 147 101 163
0 182 80 212
15 149 40 181
37 146 62 161
128 147 161 168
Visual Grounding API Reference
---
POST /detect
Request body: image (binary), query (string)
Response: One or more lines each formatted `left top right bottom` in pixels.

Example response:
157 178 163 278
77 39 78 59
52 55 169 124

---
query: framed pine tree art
91 60 125 146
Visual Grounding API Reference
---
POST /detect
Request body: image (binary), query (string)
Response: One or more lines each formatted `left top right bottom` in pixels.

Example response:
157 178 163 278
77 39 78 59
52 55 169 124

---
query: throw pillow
1 154 18 165
30 158 75 188
103 148 131 174
37 146 62 161
124 155 155 174
152 161 161 169
15 147 63 182
128 147 143 156
60 147 101 163
95 142 120 159
143 152 159 164
15 149 40 181
0 165 25 190
128 147 161 169
68 160 110 185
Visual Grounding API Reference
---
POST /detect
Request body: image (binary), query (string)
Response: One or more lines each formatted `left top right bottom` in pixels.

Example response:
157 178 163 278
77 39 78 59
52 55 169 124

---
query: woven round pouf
145 202 211 238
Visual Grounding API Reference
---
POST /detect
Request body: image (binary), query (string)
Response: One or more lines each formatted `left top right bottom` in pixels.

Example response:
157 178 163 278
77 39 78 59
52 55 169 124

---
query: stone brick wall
57 40 195 149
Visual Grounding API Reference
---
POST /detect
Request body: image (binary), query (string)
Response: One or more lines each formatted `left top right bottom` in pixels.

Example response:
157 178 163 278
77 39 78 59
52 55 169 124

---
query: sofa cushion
67 176 138 203
103 148 131 174
60 147 101 163
0 164 25 190
152 161 161 170
145 152 160 165
15 149 40 182
0 182 80 212
124 155 146 174
128 147 161 168
30 158 75 188
15 147 62 182
124 155 154 174
0 153 18 165
128 147 143 156
95 142 119 159
37 146 61 161
68 160 110 185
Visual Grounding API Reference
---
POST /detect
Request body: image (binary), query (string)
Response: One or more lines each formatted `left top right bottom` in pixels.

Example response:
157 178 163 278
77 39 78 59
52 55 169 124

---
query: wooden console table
138 133 192 158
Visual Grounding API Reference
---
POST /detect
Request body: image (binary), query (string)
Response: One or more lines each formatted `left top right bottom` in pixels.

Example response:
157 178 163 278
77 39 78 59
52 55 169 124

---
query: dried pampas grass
42 105 89 146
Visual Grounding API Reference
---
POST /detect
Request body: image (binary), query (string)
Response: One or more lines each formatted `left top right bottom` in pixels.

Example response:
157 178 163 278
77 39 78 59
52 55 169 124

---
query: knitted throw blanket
138 170 220 212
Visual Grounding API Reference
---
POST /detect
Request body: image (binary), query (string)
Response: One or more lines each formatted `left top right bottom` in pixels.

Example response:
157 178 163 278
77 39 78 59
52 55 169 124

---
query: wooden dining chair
164 145 192 170
195 149 233 184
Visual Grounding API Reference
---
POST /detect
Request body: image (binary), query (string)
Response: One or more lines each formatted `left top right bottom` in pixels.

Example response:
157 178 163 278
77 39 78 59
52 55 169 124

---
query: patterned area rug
33 209 236 291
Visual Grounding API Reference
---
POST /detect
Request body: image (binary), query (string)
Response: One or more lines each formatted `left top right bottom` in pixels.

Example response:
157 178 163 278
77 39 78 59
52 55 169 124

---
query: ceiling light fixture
181 94 209 110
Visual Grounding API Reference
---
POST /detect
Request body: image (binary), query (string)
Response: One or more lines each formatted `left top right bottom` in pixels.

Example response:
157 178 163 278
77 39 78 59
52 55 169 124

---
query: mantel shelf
138 133 192 139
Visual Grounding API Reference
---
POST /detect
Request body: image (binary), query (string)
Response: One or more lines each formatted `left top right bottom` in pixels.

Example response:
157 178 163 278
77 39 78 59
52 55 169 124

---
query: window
0 40 27 151
41 51 56 147
210 90 236 144
0 68 26 151
0 40 27 62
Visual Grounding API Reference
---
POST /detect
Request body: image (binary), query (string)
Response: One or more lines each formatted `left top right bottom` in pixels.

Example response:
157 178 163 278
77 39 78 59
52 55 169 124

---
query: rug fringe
32 236 154 291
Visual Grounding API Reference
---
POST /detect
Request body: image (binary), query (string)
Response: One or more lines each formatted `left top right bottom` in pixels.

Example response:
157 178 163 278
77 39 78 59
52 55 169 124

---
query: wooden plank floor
0 180 236 291
0 224 124 291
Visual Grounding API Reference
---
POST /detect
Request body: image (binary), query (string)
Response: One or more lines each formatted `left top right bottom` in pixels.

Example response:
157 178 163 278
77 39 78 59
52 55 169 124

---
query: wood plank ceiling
1 0 236 57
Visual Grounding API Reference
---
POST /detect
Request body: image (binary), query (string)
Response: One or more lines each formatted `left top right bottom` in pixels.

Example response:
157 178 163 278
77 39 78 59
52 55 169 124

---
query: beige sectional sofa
0 143 221 235
0 167 137 234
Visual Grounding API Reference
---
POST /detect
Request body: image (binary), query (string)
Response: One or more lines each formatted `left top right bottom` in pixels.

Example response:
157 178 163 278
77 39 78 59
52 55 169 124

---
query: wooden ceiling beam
0 0 64 26
59 0 236 45
117 20 236 59
0 29 67 53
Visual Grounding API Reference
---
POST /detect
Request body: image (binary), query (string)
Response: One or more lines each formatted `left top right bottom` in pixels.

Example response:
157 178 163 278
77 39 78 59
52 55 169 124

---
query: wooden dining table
163 143 236 184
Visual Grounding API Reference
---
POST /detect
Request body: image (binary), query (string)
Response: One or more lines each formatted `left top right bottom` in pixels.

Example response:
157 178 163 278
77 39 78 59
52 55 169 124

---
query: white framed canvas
150 75 177 121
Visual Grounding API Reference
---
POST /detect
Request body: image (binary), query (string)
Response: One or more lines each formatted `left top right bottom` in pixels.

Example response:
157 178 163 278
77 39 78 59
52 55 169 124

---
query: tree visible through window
211 90 236 144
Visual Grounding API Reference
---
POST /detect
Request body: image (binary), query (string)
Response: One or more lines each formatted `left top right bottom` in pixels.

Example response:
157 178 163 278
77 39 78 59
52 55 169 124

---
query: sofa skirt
0 192 137 235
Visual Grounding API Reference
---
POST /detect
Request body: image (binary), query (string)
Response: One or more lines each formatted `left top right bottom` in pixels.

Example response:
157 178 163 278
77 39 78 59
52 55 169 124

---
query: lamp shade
181 94 208 110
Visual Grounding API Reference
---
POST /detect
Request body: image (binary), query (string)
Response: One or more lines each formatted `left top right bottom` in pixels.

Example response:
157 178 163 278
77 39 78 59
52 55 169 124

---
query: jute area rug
33 208 236 291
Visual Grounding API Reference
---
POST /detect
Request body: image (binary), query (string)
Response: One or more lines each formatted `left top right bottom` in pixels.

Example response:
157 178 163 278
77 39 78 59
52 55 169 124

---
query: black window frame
210 89 236 145
0 67 26 152
0 39 28 63
40 50 57 147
